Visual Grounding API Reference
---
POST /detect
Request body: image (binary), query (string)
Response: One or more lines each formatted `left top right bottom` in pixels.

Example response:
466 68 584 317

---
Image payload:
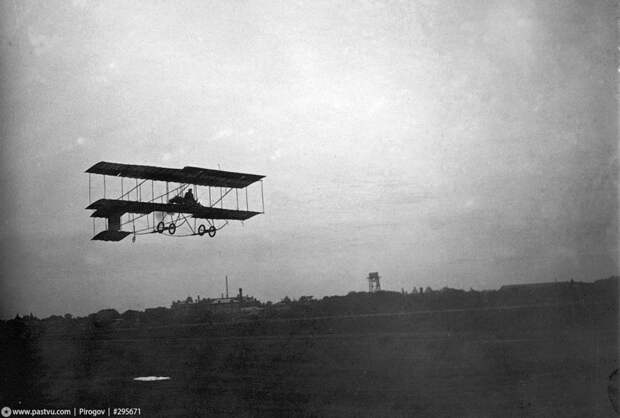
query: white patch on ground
133 376 171 381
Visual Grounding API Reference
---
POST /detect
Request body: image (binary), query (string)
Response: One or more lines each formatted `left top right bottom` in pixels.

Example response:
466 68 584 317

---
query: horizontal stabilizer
92 230 132 241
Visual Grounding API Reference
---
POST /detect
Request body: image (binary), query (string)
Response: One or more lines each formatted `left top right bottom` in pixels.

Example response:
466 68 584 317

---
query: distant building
171 287 260 314
368 272 381 293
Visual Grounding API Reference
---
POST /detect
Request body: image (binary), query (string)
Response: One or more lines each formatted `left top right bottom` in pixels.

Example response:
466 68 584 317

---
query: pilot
184 188 195 203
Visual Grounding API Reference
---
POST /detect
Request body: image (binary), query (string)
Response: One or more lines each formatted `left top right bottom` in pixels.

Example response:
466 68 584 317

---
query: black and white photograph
0 0 618 416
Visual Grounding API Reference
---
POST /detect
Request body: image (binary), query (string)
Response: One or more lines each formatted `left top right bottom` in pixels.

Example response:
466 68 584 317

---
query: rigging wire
119 183 189 227
92 178 244 239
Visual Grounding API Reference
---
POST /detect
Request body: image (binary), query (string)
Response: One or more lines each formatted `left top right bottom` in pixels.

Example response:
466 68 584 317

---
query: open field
2 304 618 417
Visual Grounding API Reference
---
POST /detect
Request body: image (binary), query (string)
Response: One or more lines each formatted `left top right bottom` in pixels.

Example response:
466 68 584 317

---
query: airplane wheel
207 225 217 237
168 222 176 235
156 221 165 233
198 224 206 236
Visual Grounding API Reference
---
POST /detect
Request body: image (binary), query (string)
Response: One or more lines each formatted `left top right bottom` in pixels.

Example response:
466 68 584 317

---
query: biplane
86 161 264 242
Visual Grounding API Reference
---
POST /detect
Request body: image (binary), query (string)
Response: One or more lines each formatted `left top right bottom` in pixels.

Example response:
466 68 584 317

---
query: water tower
367 272 381 293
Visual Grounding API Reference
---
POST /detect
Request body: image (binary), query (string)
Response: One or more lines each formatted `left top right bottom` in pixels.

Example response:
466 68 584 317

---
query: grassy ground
2 305 618 417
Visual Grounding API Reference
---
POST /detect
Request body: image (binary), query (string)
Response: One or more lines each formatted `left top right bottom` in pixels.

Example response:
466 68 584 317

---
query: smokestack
225 275 229 299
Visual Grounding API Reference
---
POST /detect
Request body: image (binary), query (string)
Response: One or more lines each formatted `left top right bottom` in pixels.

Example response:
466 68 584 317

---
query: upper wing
86 161 264 189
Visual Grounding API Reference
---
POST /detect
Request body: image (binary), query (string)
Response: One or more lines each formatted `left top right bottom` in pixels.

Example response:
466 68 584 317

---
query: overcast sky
0 0 617 318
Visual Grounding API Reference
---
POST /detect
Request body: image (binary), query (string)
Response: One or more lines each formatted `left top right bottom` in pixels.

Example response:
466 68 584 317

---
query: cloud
213 129 233 140
270 149 282 161
72 0 88 9
464 198 476 209
27 28 60 56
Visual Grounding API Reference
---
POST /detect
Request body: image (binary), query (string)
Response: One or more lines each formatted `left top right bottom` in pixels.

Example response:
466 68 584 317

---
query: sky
0 0 617 318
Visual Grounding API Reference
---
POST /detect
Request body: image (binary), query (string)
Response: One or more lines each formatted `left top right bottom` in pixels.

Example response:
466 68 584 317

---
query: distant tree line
1 276 617 336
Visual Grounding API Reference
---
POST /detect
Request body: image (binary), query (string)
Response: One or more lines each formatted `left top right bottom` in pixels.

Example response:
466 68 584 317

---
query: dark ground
1 304 618 417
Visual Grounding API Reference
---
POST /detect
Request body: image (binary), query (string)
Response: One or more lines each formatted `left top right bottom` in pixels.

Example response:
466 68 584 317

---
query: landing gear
197 224 216 237
157 220 219 237
156 221 176 234
156 221 165 233
207 225 217 237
